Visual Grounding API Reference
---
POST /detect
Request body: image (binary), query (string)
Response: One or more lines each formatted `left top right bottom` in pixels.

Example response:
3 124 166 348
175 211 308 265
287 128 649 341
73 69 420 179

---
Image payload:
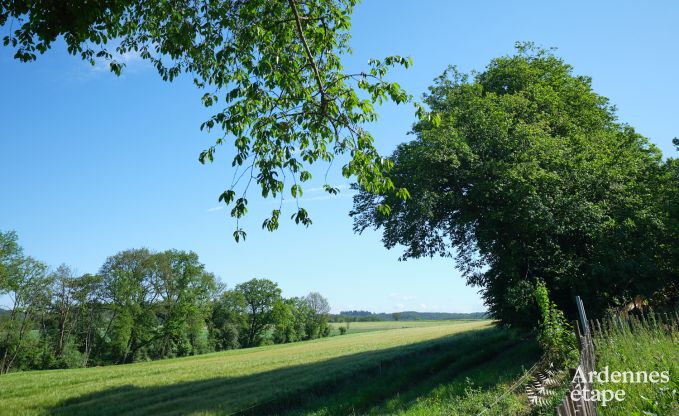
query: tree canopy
1 0 416 239
0 231 23 290
234 278 282 347
352 44 678 326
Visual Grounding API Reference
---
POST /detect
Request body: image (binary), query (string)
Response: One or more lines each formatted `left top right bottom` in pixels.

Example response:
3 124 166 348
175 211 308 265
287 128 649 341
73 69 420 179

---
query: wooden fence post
554 296 598 416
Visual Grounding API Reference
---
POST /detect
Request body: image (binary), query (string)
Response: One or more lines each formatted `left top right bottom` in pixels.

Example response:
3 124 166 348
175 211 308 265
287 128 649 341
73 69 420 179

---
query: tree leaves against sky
1 0 419 240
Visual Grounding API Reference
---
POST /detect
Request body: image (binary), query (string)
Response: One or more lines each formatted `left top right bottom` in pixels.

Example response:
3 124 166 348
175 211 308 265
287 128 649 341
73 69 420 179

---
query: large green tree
70 272 103 367
98 248 219 362
98 248 156 363
234 278 282 347
49 264 78 361
0 230 23 291
152 250 219 356
1 0 416 239
353 44 678 326
208 289 247 350
0 255 51 373
304 291 330 338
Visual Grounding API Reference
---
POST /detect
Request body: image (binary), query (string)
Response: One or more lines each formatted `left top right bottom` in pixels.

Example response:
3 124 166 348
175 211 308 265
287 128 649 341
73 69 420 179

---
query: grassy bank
594 314 679 416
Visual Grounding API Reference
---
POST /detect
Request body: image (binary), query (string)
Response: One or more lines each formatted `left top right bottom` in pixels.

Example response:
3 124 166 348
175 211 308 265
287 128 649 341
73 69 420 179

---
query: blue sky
1 0 677 313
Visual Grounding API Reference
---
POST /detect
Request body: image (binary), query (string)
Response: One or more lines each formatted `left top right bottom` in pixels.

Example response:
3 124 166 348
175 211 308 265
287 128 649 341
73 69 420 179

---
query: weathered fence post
554 296 598 416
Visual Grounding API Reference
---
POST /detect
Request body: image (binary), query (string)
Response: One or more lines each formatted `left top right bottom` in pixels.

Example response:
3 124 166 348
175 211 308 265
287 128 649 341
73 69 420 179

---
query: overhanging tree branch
288 0 326 111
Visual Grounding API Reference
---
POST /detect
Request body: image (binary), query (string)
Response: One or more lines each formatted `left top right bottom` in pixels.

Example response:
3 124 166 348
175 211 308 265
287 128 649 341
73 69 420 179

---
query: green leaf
218 190 235 204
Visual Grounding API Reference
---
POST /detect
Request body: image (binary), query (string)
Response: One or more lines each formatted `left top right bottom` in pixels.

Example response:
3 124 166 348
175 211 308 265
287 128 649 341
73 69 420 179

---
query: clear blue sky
1 0 677 313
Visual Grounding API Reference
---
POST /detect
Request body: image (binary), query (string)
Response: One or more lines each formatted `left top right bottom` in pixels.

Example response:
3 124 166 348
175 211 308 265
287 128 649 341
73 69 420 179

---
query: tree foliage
0 255 50 373
234 278 282 347
304 291 331 338
209 289 246 350
0 230 24 291
1 0 416 239
352 43 678 325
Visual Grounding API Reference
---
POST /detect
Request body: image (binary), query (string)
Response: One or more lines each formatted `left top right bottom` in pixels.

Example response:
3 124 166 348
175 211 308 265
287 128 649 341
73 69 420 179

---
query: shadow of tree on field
282 333 540 416
46 327 531 416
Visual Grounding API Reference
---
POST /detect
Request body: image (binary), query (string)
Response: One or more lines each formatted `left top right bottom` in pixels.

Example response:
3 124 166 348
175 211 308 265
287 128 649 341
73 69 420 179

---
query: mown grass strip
382 340 541 416
243 326 518 415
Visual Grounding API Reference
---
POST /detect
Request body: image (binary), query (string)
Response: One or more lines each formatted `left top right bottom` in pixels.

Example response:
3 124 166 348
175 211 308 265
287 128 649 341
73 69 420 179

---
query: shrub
534 280 577 367
59 339 85 368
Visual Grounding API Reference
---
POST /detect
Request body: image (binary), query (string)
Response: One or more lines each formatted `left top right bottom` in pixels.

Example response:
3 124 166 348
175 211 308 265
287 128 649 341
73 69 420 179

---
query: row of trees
210 279 330 350
330 311 487 322
0 231 330 373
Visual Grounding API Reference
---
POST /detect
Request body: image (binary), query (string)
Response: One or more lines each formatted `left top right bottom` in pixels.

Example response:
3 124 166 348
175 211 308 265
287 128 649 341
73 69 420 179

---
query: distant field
328 319 482 335
0 320 503 415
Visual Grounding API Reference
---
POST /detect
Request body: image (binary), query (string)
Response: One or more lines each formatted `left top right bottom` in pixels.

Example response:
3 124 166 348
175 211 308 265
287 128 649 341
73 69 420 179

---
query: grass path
0 320 493 415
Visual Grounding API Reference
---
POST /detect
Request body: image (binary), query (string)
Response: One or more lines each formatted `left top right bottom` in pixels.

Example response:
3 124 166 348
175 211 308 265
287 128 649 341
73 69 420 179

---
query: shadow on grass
285 331 539 416
47 327 527 416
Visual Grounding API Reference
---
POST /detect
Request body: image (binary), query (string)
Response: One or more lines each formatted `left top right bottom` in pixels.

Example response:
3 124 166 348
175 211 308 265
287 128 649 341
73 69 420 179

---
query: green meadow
327 319 482 335
0 320 542 416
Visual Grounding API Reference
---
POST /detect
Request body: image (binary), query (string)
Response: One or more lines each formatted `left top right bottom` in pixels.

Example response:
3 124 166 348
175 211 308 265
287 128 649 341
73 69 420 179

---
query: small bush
60 339 86 369
534 280 577 367
338 326 347 335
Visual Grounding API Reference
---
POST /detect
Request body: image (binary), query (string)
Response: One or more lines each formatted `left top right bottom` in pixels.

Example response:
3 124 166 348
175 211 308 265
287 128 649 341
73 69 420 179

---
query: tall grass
593 312 679 416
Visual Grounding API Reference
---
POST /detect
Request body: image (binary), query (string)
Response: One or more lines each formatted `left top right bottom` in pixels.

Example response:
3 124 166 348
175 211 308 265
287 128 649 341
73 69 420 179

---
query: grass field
0 320 541 416
327 319 483 335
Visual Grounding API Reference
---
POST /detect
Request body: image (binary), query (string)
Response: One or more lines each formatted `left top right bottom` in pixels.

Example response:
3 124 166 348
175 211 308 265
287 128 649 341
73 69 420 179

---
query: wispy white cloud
206 206 224 212
70 49 150 82
92 50 149 73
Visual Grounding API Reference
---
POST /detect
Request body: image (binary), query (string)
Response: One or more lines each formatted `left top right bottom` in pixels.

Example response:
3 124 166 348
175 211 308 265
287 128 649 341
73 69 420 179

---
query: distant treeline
0 231 331 374
331 310 487 322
